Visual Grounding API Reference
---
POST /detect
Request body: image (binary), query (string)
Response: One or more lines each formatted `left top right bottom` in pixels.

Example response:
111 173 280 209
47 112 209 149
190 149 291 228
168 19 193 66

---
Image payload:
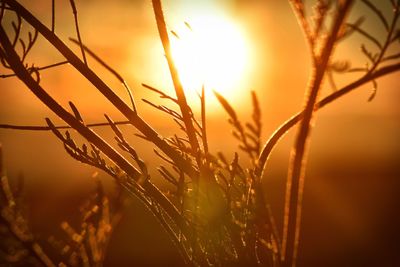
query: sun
170 14 250 103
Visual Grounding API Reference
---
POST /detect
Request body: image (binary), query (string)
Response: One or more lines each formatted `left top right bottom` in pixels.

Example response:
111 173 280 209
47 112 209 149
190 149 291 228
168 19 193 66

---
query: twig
3 0 199 180
361 0 389 31
69 0 87 65
289 0 314 57
382 52 400 61
0 25 141 183
69 38 136 111
367 5 400 74
346 23 383 49
152 0 202 177
142 83 178 104
200 85 208 155
0 60 68 78
0 120 130 131
0 24 188 242
256 63 400 178
51 0 55 32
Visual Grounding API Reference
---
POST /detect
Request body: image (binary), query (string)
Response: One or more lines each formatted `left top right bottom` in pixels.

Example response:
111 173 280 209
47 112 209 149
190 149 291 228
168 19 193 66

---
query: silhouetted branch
0 22 188 245
152 0 202 177
69 0 87 65
256 61 400 179
0 120 130 131
69 38 136 111
361 0 389 31
2 0 199 180
0 60 68 78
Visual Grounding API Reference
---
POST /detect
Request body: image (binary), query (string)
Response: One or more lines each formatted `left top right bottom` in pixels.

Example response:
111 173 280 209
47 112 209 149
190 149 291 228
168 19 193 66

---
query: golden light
170 14 250 103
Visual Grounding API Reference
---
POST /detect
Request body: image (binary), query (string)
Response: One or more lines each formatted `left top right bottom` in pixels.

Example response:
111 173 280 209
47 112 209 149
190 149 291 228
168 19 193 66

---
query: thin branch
3 0 199 180
367 6 400 73
69 38 136 111
142 99 183 120
200 85 208 155
382 52 400 61
361 0 389 31
289 0 315 57
142 83 178 104
256 61 400 179
0 60 68 78
0 120 130 131
361 44 377 64
0 23 189 242
11 14 22 48
0 24 141 183
51 0 55 32
346 23 382 49
151 0 202 177
20 29 38 63
69 0 87 65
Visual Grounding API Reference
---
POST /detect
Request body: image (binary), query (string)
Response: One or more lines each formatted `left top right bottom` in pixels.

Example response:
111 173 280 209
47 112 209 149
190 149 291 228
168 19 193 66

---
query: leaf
64 143 80 161
65 130 71 140
12 21 18 33
360 44 377 63
28 32 33 44
229 152 239 174
217 152 228 166
367 80 378 102
158 166 178 186
104 114 123 140
251 91 261 120
184 21 192 31
213 90 237 120
170 30 180 39
45 118 64 141
69 101 83 122
19 38 26 53
245 123 258 136
82 144 88 155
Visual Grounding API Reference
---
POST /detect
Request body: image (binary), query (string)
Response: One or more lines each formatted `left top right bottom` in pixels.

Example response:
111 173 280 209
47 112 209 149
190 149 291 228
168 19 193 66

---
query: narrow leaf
367 80 378 102
213 90 237 120
69 101 83 122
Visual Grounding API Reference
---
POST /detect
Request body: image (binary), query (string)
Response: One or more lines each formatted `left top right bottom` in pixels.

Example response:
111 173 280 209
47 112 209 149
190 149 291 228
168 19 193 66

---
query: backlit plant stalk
282 1 354 267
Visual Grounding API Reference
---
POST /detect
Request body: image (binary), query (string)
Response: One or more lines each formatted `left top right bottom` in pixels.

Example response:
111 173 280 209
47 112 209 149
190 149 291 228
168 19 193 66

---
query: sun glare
170 14 250 102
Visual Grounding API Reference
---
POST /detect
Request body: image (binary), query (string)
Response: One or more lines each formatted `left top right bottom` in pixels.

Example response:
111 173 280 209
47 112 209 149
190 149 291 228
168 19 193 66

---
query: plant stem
282 1 354 266
0 23 189 243
152 0 202 176
3 0 199 180
256 61 400 179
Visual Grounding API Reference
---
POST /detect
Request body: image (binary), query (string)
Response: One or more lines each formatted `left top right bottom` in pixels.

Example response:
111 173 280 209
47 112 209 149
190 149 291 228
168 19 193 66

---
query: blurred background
0 0 399 266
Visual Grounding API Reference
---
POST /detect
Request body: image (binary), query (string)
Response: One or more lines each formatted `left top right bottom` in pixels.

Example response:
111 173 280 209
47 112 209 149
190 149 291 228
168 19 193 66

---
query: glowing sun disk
171 14 249 100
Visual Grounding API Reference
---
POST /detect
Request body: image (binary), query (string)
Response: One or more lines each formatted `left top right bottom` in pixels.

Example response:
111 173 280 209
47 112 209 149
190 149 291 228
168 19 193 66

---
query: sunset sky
0 1 399 266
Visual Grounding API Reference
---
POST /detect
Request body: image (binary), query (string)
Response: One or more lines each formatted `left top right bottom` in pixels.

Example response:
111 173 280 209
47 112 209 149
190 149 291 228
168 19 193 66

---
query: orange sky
0 1 398 176
0 2 399 265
